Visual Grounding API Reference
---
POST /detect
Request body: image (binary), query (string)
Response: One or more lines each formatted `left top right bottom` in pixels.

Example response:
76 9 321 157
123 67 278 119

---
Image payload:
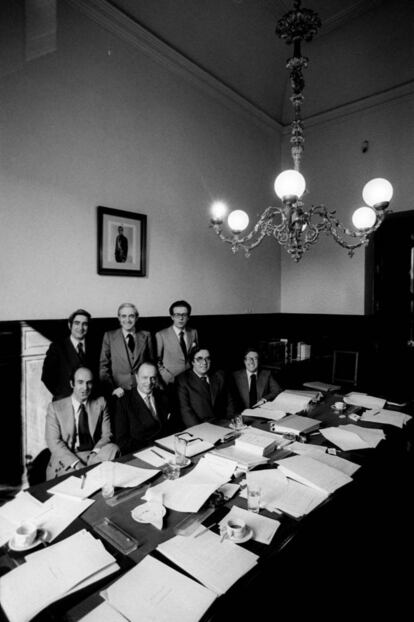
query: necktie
127 333 135 353
77 403 93 451
77 342 85 362
249 373 258 407
179 330 187 360
145 394 158 421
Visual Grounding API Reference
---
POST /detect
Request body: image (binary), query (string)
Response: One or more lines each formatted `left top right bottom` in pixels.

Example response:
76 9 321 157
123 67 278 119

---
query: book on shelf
270 413 321 435
235 427 278 457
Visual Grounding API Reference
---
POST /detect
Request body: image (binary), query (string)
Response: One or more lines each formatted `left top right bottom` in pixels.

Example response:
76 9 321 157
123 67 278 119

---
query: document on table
34 495 94 542
0 491 46 546
305 451 361 477
47 474 102 500
218 505 280 545
210 445 268 470
276 455 353 494
184 421 235 445
288 441 327 456
134 445 174 467
320 426 371 451
156 432 214 457
270 390 314 414
0 530 117 622
239 469 288 511
101 554 217 622
343 392 386 409
340 424 385 448
242 406 286 421
79 602 126 622
360 408 412 428
157 530 258 595
267 478 329 518
95 461 160 487
143 454 235 512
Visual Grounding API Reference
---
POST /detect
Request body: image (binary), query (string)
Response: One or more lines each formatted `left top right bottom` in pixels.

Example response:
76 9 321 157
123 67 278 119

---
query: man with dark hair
232 348 282 411
115 225 128 263
175 347 235 427
99 303 155 398
114 362 173 454
42 308 96 401
45 367 119 479
155 300 198 385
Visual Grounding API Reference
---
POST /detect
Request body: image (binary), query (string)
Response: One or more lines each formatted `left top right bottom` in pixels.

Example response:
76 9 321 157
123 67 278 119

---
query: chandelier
209 0 393 262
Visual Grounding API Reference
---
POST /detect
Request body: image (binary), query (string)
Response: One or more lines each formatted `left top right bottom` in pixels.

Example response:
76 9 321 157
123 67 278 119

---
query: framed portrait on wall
97 206 147 276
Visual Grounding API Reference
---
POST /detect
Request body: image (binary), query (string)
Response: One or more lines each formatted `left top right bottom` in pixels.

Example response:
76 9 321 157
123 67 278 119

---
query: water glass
231 414 244 431
174 435 187 466
101 461 115 499
163 461 180 480
247 485 261 513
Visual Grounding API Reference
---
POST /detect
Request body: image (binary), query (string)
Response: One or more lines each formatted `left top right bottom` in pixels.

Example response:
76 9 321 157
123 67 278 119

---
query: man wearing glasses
232 348 282 411
155 300 198 385
175 346 235 427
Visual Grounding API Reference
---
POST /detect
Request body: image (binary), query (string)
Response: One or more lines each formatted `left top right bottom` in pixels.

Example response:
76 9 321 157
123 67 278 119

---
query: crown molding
66 0 282 135
282 80 414 133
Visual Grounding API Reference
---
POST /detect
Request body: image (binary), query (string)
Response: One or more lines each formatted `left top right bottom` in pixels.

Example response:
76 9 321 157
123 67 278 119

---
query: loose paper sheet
276 455 353 494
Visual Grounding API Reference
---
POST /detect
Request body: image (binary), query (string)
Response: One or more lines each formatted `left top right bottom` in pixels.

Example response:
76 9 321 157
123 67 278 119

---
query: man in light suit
155 300 198 385
42 308 96 401
232 348 282 411
175 347 235 427
99 303 155 398
45 367 119 480
115 362 173 455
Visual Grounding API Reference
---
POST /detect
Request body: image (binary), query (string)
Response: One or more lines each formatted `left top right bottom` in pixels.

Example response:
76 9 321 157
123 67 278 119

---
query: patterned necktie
145 394 158 421
77 403 93 451
127 333 135 353
179 330 187 360
249 373 258 407
77 342 85 362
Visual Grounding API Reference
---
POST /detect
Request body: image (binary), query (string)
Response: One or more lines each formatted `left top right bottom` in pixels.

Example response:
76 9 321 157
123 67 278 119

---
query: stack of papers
343 392 386 409
184 422 235 445
0 530 118 622
270 413 321 435
360 408 412 428
303 381 341 392
156 432 214 457
143 453 236 512
242 404 286 421
270 390 316 414
157 530 258 595
99 555 217 622
276 455 353 494
320 424 385 450
235 427 278 456
210 445 269 471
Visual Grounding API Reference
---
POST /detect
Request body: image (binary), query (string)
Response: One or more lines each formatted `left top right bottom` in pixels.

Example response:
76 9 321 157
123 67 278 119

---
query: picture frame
97 206 147 276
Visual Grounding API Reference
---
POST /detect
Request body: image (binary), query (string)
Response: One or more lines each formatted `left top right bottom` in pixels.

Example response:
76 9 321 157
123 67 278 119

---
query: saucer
229 423 248 431
131 502 166 524
8 530 47 552
175 457 191 468
229 527 253 544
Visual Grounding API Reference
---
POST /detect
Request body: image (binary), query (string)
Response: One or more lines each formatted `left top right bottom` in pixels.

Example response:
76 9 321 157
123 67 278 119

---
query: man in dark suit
232 348 282 411
114 362 172 454
41 308 96 401
155 300 198 385
175 347 235 427
99 303 155 398
45 367 119 480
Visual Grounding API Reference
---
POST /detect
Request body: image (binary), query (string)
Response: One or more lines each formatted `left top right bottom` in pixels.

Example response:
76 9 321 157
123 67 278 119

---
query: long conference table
0 392 413 622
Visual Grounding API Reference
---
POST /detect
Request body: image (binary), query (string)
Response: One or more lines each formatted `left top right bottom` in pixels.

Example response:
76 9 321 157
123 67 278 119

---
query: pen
80 474 86 489
194 522 218 538
151 448 165 460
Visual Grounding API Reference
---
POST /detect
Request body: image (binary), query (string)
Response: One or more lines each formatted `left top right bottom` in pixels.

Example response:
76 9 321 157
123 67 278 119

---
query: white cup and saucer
331 401 347 417
224 518 253 544
8 522 46 552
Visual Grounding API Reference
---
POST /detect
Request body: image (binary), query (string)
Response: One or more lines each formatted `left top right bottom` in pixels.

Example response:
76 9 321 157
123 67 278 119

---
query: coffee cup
14 522 37 548
226 518 246 541
334 401 345 411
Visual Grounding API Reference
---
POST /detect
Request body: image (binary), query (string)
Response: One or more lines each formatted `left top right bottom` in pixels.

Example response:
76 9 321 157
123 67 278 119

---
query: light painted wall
281 93 414 314
0 1 282 321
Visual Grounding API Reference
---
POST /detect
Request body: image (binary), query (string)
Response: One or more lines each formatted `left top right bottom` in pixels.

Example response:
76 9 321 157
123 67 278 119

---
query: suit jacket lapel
58 398 76 446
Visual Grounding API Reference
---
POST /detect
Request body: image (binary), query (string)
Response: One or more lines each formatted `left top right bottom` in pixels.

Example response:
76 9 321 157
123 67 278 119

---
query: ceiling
104 0 407 123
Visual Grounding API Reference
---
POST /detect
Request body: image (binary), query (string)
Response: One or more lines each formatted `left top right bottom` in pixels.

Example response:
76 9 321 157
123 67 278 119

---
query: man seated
42 308 96 401
45 367 119 480
114 362 173 455
155 299 198 385
175 346 235 427
232 347 282 411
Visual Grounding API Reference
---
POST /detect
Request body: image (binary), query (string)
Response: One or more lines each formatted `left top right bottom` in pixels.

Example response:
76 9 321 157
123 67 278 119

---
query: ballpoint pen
151 448 165 460
194 522 218 538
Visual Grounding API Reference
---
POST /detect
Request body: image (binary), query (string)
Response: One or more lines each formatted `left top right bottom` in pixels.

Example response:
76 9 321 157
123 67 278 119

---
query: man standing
42 309 95 401
115 226 128 263
175 347 235 427
232 348 282 411
99 303 155 398
115 362 173 454
45 367 119 479
155 300 198 385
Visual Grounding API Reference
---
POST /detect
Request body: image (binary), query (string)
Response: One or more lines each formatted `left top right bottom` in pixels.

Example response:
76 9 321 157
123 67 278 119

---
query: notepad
242 406 286 421
235 427 278 456
102 555 217 622
270 413 321 435
276 454 353 495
